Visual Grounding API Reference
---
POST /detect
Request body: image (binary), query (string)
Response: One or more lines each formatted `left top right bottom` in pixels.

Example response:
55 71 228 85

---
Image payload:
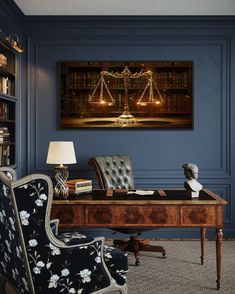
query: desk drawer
86 205 178 227
51 205 84 227
180 206 216 226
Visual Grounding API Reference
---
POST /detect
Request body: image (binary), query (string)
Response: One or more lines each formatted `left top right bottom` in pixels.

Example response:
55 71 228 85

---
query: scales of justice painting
60 61 193 128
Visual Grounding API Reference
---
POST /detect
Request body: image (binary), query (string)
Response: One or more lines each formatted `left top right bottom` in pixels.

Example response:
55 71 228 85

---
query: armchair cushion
58 232 128 285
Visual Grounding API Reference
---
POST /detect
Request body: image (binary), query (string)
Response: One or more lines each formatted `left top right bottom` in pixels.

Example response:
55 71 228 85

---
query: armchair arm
0 166 17 181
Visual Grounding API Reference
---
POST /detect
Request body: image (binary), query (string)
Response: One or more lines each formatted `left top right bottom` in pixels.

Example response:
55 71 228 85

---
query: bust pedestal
184 179 203 198
186 190 200 198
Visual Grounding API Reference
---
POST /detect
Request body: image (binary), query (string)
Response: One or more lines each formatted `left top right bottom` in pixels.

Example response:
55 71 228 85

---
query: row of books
0 77 13 96
161 94 192 113
66 179 92 195
155 71 189 88
0 144 11 166
65 70 190 90
0 127 10 143
61 61 192 70
61 92 191 115
0 101 9 120
68 72 100 88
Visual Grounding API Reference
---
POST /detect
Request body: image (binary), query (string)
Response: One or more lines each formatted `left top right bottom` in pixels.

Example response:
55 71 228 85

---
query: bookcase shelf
0 42 17 167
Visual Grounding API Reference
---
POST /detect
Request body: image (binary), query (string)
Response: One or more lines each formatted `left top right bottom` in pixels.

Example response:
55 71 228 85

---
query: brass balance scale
88 66 163 125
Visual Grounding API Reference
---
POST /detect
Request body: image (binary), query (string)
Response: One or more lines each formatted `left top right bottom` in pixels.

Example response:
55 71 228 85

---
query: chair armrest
0 166 17 181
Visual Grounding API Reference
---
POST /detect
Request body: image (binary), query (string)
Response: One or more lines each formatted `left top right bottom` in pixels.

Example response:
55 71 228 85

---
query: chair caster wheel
135 260 140 266
162 252 167 258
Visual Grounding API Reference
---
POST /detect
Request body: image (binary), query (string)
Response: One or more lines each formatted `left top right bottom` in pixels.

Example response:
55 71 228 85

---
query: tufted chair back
88 155 134 190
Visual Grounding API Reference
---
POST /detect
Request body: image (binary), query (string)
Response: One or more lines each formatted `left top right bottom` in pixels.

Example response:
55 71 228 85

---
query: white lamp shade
46 141 77 165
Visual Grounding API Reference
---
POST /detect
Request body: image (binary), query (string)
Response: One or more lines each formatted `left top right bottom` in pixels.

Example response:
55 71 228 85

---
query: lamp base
54 165 69 197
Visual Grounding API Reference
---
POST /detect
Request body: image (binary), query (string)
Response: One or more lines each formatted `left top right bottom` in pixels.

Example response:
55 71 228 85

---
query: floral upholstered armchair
0 167 128 294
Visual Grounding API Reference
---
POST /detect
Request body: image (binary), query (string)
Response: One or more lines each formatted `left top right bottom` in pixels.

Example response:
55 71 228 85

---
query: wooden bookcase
0 43 17 167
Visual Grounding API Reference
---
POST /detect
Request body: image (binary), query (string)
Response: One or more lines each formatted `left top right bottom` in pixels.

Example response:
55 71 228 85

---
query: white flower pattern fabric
0 169 127 294
58 231 128 284
10 177 127 293
0 180 30 293
80 269 92 283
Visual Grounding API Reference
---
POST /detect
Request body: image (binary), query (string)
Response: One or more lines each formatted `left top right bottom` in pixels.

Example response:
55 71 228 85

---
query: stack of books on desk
66 179 92 195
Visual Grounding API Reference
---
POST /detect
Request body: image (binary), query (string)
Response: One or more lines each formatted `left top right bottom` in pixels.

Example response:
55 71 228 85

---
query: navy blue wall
24 16 235 238
1 4 235 238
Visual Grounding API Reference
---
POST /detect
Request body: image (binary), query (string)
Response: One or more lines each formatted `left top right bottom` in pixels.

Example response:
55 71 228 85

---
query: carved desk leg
200 227 206 265
216 228 223 290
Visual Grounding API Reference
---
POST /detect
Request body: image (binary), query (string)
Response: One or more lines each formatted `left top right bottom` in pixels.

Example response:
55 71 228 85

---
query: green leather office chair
89 155 167 265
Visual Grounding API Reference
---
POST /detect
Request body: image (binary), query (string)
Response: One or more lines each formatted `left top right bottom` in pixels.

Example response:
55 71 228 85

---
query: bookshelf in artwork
60 61 193 119
0 42 17 167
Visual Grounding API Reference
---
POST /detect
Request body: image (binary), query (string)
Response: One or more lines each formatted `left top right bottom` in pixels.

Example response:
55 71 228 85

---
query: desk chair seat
89 155 166 265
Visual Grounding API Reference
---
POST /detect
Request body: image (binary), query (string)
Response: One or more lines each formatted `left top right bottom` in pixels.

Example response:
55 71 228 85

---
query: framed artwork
59 61 193 128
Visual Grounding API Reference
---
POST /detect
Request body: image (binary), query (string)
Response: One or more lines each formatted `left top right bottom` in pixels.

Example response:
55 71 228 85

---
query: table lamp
46 141 76 197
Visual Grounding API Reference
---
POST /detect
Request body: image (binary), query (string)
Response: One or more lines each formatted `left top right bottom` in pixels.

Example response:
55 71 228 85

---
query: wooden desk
51 188 227 290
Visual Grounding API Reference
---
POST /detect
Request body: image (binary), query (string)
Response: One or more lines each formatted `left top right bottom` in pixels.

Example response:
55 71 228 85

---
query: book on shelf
0 127 10 142
0 144 11 166
0 77 12 96
66 178 92 195
0 127 8 132
0 54 7 68
0 137 10 143
0 102 9 119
